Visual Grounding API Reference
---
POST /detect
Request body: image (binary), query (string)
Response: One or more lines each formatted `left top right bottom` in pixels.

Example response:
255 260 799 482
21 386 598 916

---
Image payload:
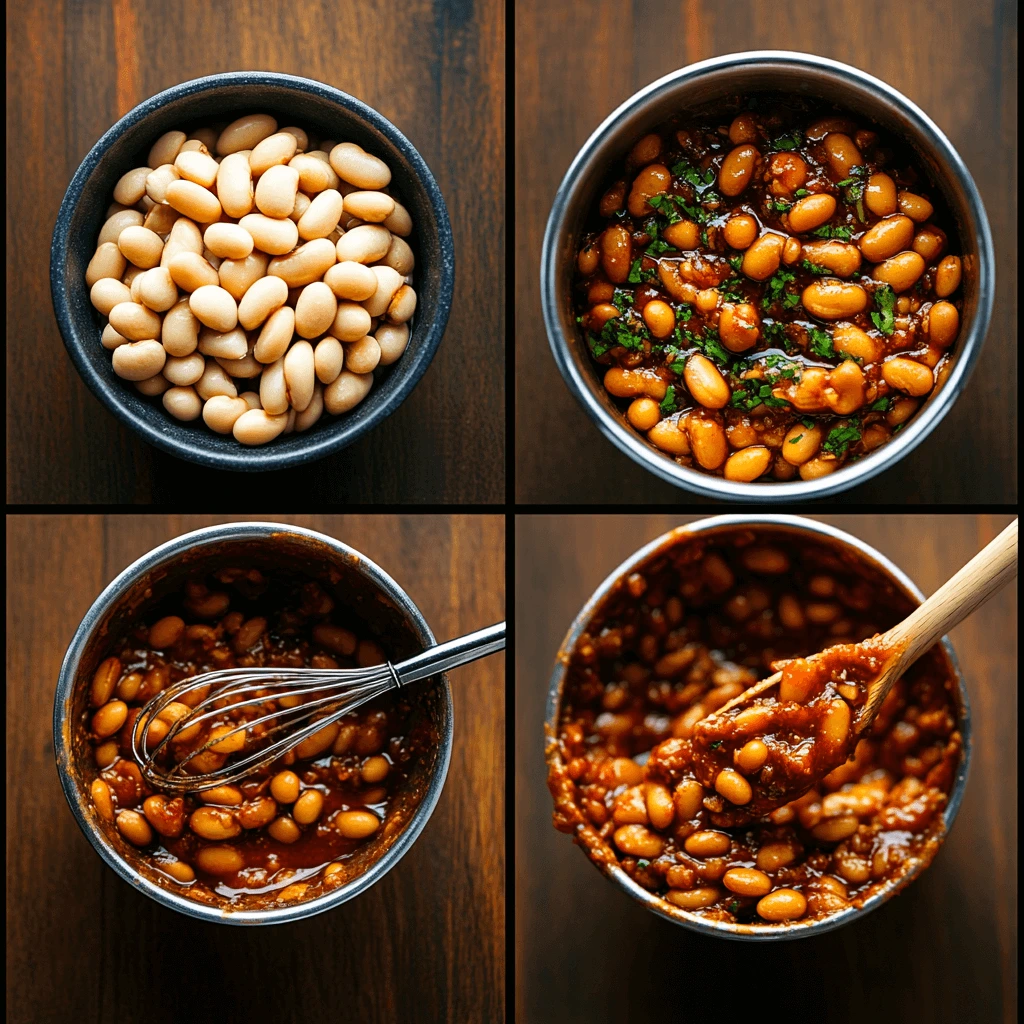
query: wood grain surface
7 514 505 1024
515 514 1017 1024
514 0 1018 504
7 0 504 504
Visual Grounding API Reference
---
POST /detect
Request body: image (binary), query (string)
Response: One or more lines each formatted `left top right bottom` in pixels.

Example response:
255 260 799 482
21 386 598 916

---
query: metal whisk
132 622 505 793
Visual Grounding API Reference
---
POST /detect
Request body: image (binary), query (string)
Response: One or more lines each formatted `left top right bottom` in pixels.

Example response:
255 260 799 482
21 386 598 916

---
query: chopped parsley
822 422 861 456
835 164 869 220
610 288 634 312
808 328 835 360
811 223 854 241
800 260 831 276
662 344 688 374
647 193 690 225
769 129 803 152
869 397 890 412
761 268 799 311
660 386 679 415
870 286 897 334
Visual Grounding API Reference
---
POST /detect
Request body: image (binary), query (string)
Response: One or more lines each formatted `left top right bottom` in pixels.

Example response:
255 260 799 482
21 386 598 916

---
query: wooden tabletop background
516 514 1017 1024
7 514 505 1024
7 0 504 504
515 0 1018 504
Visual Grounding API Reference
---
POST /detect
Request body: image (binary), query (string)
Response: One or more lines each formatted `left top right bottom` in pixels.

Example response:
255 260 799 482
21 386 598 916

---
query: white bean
203 395 250 434
329 143 391 189
112 340 167 380
189 285 238 332
233 408 289 445
162 385 203 421
324 370 373 414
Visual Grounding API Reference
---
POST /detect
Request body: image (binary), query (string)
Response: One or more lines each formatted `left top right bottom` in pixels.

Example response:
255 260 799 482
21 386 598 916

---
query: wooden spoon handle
883 519 1017 670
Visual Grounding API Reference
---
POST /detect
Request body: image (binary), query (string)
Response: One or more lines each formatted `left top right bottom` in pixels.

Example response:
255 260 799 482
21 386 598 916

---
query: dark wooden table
515 514 1017 1024
514 0 1017 504
7 514 505 1024
8 0 504 504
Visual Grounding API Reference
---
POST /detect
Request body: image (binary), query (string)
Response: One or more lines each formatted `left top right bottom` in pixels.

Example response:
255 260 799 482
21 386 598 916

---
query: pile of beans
85 113 416 445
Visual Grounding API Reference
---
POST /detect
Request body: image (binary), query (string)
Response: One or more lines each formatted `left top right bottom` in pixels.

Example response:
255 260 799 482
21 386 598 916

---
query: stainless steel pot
545 514 971 940
541 52 995 501
55 522 453 925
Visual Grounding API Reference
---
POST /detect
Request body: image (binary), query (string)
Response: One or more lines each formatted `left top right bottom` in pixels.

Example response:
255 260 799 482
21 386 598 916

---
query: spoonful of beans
653 520 1017 827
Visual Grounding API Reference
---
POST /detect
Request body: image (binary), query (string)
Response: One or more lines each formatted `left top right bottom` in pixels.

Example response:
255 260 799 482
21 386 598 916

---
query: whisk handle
395 622 506 687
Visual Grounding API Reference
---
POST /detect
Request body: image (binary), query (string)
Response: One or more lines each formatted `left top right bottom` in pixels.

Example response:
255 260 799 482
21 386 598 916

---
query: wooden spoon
692 518 1017 823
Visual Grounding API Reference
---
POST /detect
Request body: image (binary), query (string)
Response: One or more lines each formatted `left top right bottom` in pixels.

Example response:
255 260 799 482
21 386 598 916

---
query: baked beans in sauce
82 569 432 908
575 97 966 482
549 529 962 925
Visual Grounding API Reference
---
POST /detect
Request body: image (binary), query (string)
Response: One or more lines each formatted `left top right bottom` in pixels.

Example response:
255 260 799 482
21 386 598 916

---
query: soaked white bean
297 189 344 240
324 370 374 414
219 251 269 300
253 305 295 363
238 275 289 330
90 276 132 315
135 373 172 396
376 323 410 365
98 209 144 247
255 164 301 219
163 352 206 386
324 261 377 301
329 143 391 189
108 301 162 341
162 385 203 421
165 180 222 223
284 340 316 411
249 132 299 177
117 226 164 270
216 114 278 156
233 407 289 444
294 381 324 431
259 357 289 415
266 237 336 288
217 152 255 219
343 190 395 223
314 337 345 384
198 325 248 360
362 265 404 317
203 394 250 434
344 335 381 374
162 299 200 356
204 223 255 260
331 301 373 342
112 340 167 380
195 360 238 400
137 267 178 312
294 281 338 339
101 323 129 350
189 285 239 333
238 212 299 255
148 130 186 167
145 164 180 204
335 224 392 264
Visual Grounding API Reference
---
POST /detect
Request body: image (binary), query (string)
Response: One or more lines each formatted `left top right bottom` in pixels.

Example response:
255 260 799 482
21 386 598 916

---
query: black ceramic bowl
51 71 454 471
